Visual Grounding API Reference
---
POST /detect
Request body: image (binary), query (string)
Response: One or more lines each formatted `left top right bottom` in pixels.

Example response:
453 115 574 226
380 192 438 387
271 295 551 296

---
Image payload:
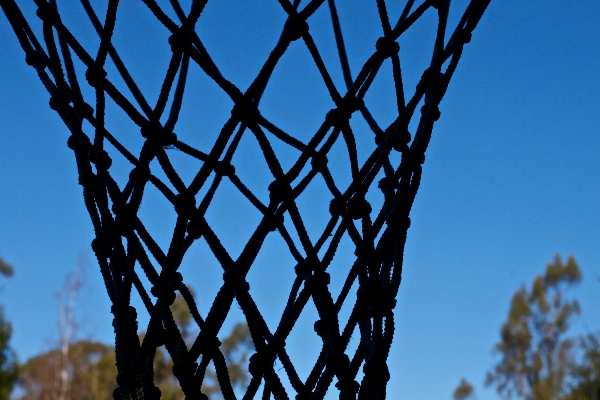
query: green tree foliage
566 334 600 400
0 259 13 278
16 288 253 399
486 255 583 399
456 254 600 400
0 257 18 399
17 340 116 400
0 308 18 400
453 378 475 400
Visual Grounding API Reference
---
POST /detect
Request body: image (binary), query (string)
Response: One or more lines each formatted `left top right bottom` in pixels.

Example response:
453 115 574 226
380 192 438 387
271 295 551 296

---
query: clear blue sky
1 1 599 399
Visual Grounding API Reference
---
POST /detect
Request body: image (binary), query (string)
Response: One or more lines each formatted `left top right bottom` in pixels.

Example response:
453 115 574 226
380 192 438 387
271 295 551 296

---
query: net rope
1 0 490 399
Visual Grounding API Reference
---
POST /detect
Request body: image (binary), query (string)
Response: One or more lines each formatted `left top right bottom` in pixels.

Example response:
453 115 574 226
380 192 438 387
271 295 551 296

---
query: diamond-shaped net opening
1 0 490 398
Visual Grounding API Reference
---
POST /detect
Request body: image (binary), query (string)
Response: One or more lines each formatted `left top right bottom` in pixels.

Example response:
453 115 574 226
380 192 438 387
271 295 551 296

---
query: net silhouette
1 0 491 399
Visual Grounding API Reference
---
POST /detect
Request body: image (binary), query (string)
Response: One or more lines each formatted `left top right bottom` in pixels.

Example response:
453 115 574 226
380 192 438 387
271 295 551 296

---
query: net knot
363 359 390 382
268 179 292 205
133 164 151 183
412 151 426 165
325 108 351 130
172 358 198 379
141 122 176 147
186 218 204 239
420 102 441 121
66 135 78 150
74 101 94 120
307 271 330 293
294 260 311 278
140 122 160 140
382 294 397 314
326 351 350 375
313 319 326 337
375 36 400 59
115 371 140 388
223 269 250 292
25 49 46 69
111 304 137 319
310 154 328 172
170 271 184 286
163 132 178 146
378 176 398 191
144 385 162 400
284 15 309 42
174 192 197 219
89 147 113 170
267 212 284 232
387 211 411 231
421 68 445 89
329 197 346 217
35 1 59 25
231 98 258 126
346 196 371 220
49 94 69 111
91 237 113 258
168 29 191 53
214 161 235 177
388 127 411 153
374 129 386 147
77 171 97 188
346 95 364 113
248 353 272 377
151 282 176 306
85 64 107 89
111 305 138 332
335 378 360 395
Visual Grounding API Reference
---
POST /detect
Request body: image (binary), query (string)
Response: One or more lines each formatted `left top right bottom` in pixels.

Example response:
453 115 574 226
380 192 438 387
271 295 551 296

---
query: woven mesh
1 0 491 399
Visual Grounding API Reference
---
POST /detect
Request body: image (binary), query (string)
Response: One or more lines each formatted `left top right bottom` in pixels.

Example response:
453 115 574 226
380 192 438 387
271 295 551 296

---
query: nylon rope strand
0 0 491 399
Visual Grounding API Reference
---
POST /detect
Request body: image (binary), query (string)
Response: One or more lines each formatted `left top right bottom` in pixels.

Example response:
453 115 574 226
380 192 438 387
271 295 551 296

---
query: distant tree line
15 289 253 400
0 260 252 400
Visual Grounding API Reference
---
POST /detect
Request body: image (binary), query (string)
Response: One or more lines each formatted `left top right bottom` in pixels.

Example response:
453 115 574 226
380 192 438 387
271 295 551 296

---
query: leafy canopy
485 255 582 400
0 257 18 400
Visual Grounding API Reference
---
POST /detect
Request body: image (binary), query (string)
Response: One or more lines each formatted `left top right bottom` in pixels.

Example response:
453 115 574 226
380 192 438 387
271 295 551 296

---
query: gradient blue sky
1 1 600 399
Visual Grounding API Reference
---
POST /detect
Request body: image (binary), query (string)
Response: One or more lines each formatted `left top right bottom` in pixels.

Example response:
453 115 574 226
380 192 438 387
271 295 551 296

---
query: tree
565 333 600 400
486 254 582 400
15 260 116 400
0 257 18 399
17 340 116 400
16 284 253 400
0 308 18 400
453 378 475 400
0 259 13 278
